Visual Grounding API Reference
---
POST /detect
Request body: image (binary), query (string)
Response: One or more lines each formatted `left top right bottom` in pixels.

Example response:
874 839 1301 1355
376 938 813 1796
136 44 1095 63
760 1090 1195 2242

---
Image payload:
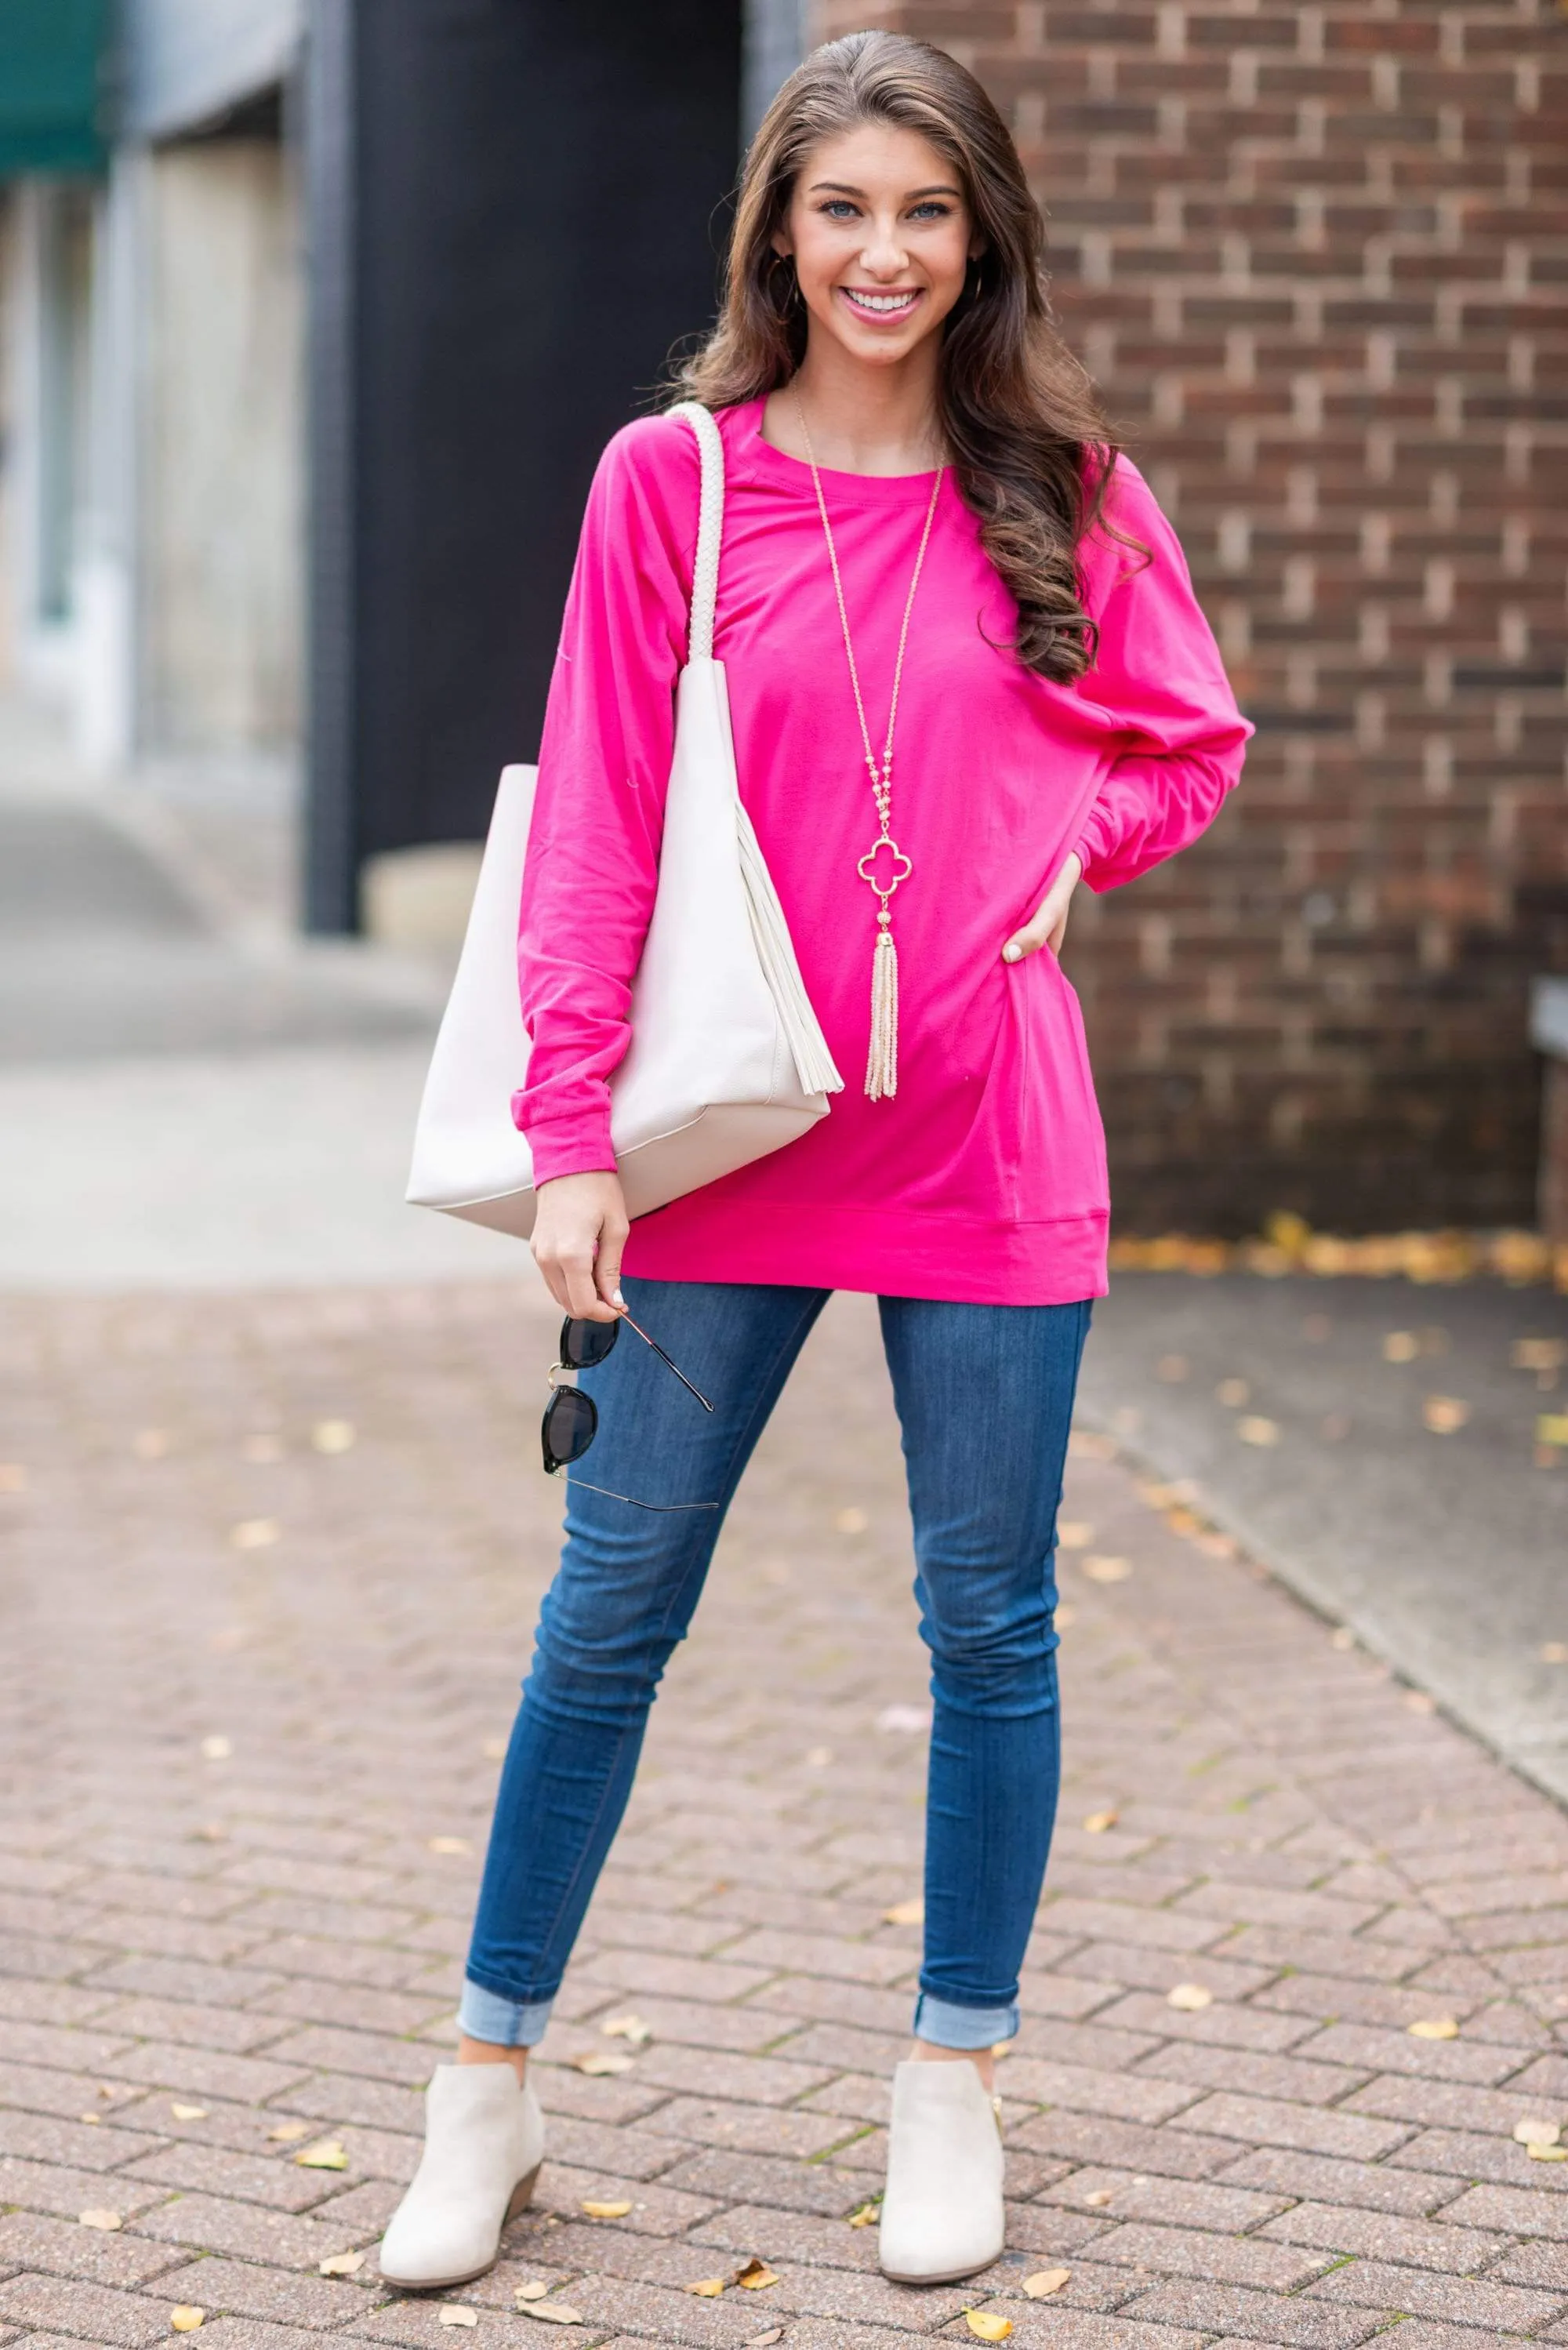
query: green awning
0 0 112 175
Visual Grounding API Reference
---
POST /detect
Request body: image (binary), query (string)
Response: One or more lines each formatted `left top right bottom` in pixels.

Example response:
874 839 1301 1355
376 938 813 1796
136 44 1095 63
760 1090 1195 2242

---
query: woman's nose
860 223 909 276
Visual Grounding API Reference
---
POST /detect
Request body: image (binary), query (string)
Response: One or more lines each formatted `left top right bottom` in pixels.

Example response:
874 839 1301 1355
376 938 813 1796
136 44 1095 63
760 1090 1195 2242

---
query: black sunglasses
542 1312 718 1513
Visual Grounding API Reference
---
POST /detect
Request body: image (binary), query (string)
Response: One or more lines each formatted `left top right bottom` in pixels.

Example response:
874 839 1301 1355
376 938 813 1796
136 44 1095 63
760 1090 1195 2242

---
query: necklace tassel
866 924 898 1101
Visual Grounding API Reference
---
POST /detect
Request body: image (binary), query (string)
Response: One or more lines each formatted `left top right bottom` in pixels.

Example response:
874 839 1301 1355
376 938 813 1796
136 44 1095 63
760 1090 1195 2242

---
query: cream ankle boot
379 2063 545 2289
878 2058 1005 2284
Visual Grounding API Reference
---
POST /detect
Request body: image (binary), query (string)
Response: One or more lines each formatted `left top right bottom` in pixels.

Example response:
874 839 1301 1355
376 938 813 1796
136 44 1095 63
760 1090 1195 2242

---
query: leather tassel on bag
866 924 898 1101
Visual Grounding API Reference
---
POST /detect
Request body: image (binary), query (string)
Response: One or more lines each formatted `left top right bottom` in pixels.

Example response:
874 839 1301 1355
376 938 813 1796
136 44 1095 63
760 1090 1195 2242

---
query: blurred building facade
0 0 303 774
0 0 1563 1236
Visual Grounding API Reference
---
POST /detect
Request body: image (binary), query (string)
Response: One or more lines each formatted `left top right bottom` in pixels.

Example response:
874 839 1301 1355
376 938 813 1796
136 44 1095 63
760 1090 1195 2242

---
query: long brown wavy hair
673 30 1122 683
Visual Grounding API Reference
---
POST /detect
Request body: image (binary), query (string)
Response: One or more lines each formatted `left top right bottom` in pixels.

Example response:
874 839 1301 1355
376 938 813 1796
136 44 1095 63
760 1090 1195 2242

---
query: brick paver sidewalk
2 1283 1567 2350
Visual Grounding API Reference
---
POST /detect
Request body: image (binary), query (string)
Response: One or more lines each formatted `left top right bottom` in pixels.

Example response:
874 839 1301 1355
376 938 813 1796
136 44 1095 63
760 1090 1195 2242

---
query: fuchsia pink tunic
515 398 1250 1306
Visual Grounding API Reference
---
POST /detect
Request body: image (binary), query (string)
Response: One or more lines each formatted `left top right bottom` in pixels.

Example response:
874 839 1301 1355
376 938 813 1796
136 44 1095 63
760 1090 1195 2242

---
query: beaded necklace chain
793 391 944 1102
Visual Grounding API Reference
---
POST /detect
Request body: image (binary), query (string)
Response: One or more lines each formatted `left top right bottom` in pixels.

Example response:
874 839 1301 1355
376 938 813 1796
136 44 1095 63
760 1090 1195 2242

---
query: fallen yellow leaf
427 1836 471 1855
1421 1394 1469 1434
78 2210 122 2231
295 2139 349 2170
516 2309 582 2328
1057 1521 1093 1549
1023 2268 1071 2297
1512 2118 1560 2146
170 2311 205 2334
312 1419 357 1454
437 2308 477 2327
1082 1809 1119 1834
268 2119 312 2141
79 2112 100 2123
1537 1415 1568 1447
1383 1331 1419 1362
882 1898 924 1926
514 2283 549 2302
570 2050 634 2076
601 2012 652 2045
170 2104 207 2121
735 2259 778 2289
318 2252 365 2276
230 1517 279 1549
1083 1556 1131 1582
684 2279 726 2297
745 2334 783 2348
1237 1415 1280 1447
1167 1982 1213 2011
580 2199 633 2219
1084 2187 1115 2207
1408 2018 1459 2040
1530 2144 1568 2162
964 2314 1013 2341
848 2202 878 2227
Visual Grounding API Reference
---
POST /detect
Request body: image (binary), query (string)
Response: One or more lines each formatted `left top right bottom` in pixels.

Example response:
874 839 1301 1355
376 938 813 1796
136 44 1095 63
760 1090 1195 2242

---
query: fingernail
612 1288 626 1306
1001 943 1022 963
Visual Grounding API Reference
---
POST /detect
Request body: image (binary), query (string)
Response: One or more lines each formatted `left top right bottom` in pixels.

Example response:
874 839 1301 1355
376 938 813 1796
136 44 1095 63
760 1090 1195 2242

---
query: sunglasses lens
542 1386 597 1471
561 1318 619 1371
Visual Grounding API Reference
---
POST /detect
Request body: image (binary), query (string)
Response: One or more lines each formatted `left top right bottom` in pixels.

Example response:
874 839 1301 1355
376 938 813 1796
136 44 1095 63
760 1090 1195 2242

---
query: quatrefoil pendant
858 834 914 898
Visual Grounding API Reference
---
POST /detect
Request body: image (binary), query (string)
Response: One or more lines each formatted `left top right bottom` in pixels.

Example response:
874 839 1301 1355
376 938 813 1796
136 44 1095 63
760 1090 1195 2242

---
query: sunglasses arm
617 1312 714 1412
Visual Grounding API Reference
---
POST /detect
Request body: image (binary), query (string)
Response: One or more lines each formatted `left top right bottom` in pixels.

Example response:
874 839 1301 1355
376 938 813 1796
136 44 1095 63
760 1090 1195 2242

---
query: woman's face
772 122 981 372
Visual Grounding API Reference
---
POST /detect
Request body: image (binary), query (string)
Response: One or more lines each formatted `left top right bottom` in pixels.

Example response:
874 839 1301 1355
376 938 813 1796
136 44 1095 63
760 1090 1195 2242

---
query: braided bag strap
666 401 724 661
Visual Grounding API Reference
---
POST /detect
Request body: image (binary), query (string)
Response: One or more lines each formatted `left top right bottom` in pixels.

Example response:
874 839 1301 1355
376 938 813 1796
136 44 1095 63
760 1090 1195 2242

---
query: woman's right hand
530 1171 630 1321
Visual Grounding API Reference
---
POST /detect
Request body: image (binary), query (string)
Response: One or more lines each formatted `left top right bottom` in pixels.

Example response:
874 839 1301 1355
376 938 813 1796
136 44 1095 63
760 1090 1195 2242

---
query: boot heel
506 2163 541 2221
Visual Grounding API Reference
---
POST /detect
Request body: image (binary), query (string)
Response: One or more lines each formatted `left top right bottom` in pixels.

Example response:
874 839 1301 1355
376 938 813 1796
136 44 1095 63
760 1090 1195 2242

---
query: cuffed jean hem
913 1991 1019 2050
457 1977 556 2049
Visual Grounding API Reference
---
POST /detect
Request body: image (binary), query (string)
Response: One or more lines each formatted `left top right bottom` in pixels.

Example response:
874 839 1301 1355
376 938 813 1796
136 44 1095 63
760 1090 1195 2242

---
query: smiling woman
381 26 1251 2308
681 35 1120 681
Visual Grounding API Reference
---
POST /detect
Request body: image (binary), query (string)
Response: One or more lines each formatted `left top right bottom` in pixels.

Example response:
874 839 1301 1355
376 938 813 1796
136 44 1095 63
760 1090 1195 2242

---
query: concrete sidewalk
2 1280 1566 2349
1077 1272 1568 1810
0 703 514 1290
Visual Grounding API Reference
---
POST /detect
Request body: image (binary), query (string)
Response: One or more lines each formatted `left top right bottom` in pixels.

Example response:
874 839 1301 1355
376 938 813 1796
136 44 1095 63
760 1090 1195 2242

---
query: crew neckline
735 396 950 502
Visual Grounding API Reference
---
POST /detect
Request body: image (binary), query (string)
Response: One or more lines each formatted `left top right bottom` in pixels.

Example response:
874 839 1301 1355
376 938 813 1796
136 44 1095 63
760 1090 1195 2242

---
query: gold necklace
793 392 944 1102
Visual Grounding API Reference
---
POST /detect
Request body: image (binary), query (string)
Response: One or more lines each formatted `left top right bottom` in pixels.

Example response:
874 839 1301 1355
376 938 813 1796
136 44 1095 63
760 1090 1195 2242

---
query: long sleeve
512 416 699 1182
1069 460 1252 893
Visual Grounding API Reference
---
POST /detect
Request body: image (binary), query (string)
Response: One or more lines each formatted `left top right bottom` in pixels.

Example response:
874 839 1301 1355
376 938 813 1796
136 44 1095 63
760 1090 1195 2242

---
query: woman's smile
837 284 924 323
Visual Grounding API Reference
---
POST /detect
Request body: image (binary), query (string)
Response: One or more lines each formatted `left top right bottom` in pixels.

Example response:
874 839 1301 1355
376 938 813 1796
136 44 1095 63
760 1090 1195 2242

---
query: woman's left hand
1002 852 1083 964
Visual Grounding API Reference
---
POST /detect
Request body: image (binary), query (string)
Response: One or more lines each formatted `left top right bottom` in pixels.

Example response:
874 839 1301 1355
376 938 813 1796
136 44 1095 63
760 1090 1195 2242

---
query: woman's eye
821 200 858 220
909 202 952 220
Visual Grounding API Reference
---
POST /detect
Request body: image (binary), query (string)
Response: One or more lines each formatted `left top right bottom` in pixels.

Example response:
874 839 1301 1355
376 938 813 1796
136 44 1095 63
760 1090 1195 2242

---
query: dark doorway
306 0 742 931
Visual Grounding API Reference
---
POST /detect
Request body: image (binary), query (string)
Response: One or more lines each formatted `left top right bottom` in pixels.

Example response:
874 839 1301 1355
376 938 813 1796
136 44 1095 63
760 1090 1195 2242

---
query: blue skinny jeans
461 1277 1090 2052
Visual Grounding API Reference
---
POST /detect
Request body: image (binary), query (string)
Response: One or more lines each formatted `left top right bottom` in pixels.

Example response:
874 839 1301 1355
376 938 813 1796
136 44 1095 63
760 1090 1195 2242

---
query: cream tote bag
407 401 844 1239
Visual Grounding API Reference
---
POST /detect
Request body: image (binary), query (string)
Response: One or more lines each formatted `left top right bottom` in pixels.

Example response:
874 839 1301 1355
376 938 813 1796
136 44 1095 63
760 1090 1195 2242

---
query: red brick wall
811 0 1568 1233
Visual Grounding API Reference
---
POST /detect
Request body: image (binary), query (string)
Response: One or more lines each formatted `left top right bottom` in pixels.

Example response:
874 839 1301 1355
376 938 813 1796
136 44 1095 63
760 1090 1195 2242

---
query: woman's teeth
841 288 920 317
